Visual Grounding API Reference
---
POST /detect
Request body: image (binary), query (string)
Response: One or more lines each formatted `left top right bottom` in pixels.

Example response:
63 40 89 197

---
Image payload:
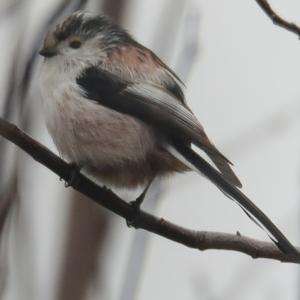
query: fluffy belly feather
40 64 188 187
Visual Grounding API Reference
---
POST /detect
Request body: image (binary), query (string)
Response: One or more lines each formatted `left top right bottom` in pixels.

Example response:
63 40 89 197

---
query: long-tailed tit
39 11 298 256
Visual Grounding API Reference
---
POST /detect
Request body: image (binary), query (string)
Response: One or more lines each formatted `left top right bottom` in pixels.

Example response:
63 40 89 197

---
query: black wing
76 66 299 257
76 66 241 187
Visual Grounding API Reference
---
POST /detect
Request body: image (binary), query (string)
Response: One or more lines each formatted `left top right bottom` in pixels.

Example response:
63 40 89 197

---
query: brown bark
0 118 299 263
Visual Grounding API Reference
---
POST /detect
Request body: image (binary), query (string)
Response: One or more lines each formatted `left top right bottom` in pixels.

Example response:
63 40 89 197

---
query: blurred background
0 0 300 299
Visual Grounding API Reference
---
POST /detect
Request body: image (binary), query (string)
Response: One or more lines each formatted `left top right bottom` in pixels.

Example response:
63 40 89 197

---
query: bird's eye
70 40 82 49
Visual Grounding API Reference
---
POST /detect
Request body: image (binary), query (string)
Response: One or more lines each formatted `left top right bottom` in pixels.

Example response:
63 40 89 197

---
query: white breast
39 59 156 170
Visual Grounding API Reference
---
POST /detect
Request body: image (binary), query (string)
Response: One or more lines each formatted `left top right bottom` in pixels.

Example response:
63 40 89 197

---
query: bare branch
0 117 299 263
255 0 300 37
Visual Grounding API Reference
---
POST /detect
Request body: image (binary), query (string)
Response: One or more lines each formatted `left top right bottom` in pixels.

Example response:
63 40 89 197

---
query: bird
39 11 298 256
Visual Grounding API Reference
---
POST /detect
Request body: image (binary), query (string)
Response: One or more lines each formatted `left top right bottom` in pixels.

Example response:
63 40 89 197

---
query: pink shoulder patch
110 46 161 72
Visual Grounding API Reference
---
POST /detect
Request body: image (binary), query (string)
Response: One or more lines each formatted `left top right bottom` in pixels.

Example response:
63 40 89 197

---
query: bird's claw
126 199 142 227
64 163 81 187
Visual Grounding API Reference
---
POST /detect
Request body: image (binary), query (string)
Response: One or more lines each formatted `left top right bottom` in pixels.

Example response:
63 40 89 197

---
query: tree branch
0 117 299 263
255 0 300 37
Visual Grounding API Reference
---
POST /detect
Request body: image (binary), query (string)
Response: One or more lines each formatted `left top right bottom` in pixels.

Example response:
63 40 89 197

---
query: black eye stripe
70 40 82 49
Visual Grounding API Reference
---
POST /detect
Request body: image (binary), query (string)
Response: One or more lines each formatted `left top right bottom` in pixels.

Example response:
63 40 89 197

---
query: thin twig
0 117 299 263
255 0 300 37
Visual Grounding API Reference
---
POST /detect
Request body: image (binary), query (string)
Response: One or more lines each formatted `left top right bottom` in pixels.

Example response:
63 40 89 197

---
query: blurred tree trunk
56 193 109 300
101 0 127 23
56 1 128 299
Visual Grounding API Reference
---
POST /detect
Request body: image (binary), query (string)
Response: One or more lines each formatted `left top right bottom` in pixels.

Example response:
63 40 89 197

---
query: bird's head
39 11 133 65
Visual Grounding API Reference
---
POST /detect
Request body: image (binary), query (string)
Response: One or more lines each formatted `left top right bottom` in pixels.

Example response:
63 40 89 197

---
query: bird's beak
39 47 58 58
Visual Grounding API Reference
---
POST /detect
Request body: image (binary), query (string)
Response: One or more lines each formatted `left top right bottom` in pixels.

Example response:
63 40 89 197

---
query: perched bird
39 11 298 256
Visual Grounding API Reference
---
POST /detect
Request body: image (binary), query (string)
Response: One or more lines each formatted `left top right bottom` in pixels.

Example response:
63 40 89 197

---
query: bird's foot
64 163 81 187
126 180 153 227
126 196 144 228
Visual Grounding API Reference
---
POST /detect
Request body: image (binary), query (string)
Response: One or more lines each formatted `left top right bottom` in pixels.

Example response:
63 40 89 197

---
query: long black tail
173 142 299 257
